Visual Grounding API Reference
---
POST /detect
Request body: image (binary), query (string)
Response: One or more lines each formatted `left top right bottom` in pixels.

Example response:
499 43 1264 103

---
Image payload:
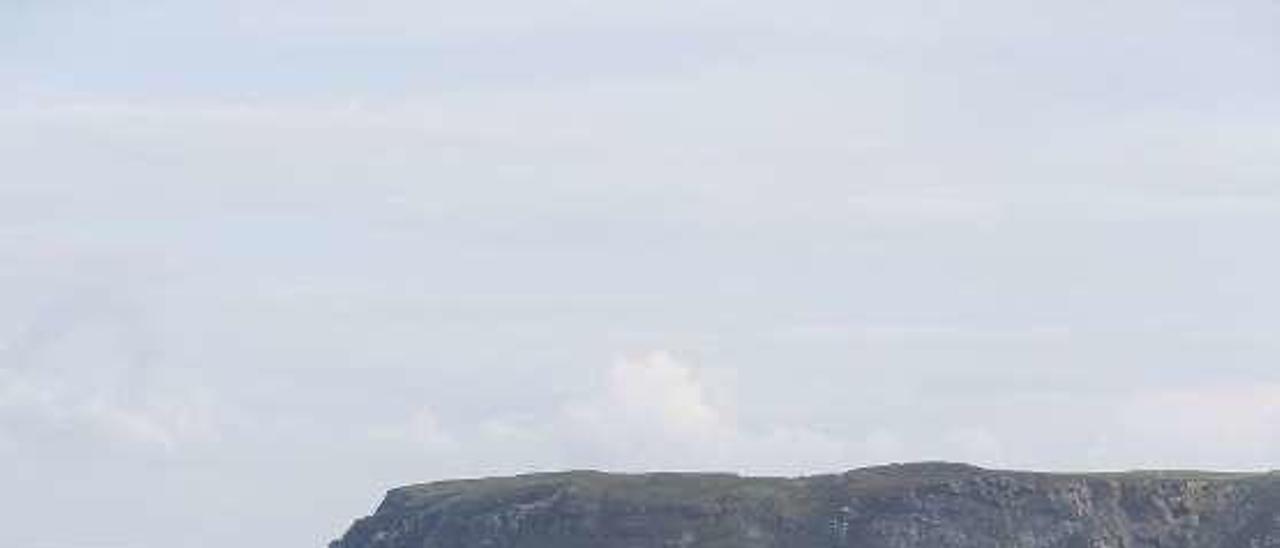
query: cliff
331 462 1280 548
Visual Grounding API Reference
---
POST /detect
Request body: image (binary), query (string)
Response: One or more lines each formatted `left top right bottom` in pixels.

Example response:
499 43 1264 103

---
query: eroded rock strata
332 463 1280 548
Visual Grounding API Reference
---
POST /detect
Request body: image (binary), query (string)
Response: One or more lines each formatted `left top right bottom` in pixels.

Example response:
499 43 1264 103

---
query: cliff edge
331 462 1280 548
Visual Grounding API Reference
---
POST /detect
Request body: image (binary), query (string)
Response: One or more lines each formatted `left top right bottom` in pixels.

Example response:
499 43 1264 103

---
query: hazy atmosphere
3 1 1280 547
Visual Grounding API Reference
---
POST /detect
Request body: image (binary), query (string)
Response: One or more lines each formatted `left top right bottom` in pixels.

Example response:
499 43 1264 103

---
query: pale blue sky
3 1 1280 547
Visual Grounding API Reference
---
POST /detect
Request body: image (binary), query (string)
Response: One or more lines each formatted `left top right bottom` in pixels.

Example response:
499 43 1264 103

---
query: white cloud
0 364 223 454
555 351 735 469
81 396 222 452
368 406 457 453
1094 384 1280 469
571 351 726 440
368 352 916 475
360 353 1280 477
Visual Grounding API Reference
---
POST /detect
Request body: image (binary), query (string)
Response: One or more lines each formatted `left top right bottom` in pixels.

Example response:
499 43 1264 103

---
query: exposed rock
331 462 1280 548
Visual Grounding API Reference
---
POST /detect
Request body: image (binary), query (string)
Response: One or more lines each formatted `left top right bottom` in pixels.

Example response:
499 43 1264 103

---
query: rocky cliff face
331 463 1280 548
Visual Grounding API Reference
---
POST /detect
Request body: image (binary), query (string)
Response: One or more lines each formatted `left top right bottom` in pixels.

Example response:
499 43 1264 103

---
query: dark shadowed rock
331 462 1280 548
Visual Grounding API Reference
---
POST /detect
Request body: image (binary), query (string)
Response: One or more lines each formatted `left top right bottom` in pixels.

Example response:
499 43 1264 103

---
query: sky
2 0 1280 546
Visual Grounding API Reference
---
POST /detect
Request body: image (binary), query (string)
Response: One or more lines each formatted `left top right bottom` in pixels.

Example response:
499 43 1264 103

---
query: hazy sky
3 1 1280 546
